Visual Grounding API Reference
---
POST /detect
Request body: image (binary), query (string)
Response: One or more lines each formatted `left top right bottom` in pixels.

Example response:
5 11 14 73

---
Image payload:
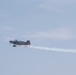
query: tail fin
26 40 31 45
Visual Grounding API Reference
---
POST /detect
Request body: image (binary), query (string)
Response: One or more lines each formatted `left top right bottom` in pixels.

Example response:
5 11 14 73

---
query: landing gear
13 45 16 47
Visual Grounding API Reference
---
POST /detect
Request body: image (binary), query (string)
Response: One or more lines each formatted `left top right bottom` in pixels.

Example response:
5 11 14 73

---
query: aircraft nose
9 40 12 43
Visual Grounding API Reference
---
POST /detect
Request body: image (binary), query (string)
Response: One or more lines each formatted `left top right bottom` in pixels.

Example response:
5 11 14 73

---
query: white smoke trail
28 45 76 53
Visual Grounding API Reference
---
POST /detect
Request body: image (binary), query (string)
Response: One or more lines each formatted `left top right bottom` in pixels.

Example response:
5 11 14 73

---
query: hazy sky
0 0 76 75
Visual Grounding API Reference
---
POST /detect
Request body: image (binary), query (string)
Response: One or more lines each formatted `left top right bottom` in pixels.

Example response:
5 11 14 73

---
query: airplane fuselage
9 40 31 47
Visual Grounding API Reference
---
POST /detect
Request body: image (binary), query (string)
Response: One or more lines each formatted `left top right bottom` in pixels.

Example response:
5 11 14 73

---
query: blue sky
0 0 76 75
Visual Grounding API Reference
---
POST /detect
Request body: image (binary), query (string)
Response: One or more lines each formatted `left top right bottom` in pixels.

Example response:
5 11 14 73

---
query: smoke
28 45 76 53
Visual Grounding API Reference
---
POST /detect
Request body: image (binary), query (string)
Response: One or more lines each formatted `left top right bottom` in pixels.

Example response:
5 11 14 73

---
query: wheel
13 45 16 47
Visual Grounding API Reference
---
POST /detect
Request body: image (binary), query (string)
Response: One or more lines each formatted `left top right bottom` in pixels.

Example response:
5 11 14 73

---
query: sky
0 0 76 75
